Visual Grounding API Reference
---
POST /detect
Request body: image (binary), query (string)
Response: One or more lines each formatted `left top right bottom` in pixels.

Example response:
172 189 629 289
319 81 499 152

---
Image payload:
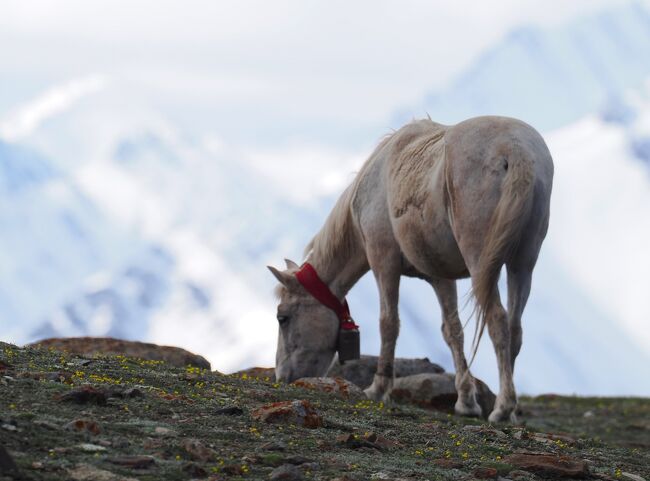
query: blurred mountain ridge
1 1 649 393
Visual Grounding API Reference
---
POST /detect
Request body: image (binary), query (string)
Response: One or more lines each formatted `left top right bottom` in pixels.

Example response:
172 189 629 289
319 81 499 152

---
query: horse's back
355 116 553 280
381 120 469 278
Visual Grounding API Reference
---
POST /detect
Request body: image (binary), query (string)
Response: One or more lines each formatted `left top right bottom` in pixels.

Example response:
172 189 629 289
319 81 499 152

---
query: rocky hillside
0 341 648 481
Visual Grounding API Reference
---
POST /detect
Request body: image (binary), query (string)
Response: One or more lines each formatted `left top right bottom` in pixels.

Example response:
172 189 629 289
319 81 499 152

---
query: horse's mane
303 133 393 264
304 119 441 264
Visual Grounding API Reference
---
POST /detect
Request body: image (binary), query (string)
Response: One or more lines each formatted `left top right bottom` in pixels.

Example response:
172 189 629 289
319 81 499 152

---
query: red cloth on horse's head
294 263 358 331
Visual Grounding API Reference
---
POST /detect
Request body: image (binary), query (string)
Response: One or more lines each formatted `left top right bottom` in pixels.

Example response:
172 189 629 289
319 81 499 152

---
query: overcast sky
0 0 635 150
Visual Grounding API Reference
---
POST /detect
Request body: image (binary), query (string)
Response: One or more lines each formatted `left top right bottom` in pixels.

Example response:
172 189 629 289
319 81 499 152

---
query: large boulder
390 373 496 419
28 337 211 370
327 355 444 389
232 356 444 386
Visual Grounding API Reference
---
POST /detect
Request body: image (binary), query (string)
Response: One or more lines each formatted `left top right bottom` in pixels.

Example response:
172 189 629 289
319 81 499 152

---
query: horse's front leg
364 249 401 403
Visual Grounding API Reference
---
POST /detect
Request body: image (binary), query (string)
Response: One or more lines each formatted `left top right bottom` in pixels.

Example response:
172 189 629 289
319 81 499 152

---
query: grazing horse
268 116 553 422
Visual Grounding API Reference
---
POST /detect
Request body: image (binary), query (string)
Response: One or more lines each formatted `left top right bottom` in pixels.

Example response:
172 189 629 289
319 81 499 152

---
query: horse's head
268 259 339 383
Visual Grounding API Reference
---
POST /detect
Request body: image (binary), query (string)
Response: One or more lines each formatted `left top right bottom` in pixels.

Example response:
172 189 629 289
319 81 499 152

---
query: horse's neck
306 240 368 300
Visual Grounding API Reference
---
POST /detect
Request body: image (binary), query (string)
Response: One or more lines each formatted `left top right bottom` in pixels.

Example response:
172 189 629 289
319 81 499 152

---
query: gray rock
327 355 444 389
68 463 139 481
270 463 304 480
389 372 496 419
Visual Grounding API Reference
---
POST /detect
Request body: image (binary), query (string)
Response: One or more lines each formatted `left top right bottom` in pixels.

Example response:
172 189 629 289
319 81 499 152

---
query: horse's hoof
509 410 519 424
363 386 383 402
364 374 393 402
488 407 514 424
455 400 482 418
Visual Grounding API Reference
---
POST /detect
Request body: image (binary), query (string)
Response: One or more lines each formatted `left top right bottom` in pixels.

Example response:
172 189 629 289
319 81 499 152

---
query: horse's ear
284 258 299 270
267 265 292 286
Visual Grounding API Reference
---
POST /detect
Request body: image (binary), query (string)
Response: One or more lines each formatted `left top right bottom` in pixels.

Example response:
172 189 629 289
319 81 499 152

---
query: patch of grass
1 341 649 481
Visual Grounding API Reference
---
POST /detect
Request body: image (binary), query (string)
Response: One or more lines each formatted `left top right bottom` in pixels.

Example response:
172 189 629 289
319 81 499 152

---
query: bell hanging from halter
337 322 360 364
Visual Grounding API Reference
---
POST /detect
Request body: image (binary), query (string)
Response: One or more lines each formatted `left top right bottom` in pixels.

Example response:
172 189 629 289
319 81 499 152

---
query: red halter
294 263 359 331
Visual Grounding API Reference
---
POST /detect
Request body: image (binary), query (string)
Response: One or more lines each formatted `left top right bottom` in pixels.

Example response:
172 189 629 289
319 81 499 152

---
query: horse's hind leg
484 288 518 423
430 278 482 417
364 247 401 403
506 266 533 372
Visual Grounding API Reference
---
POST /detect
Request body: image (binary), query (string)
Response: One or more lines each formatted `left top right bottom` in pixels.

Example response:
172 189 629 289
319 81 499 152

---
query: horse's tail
469 145 535 365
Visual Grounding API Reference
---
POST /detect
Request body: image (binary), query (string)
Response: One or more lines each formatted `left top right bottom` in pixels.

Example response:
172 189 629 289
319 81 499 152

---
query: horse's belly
392 199 469 280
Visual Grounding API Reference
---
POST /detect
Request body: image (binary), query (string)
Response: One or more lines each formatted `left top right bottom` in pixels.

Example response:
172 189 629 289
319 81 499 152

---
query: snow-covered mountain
1 2 649 393
0 140 158 341
397 2 650 132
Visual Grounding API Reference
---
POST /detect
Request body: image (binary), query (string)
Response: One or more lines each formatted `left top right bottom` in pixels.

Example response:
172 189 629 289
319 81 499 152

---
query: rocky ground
1 341 648 481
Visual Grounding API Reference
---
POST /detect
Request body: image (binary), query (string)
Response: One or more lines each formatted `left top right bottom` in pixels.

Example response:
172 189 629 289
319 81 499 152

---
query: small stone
362 432 400 449
121 387 144 398
583 410 594 418
77 443 107 452
57 386 107 405
215 406 244 416
462 424 483 432
143 438 164 450
284 455 313 465
504 453 589 478
336 433 379 450
107 455 155 469
473 466 499 479
222 464 246 475
153 426 178 436
252 400 323 428
182 462 208 478
65 418 101 436
370 472 391 479
511 429 525 440
432 458 463 469
292 377 364 399
68 463 139 481
31 461 44 470
529 432 576 445
299 462 319 472
336 433 355 443
508 470 537 480
1 423 17 432
180 438 217 462
34 419 60 430
270 463 304 480
261 441 287 451
241 455 258 465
